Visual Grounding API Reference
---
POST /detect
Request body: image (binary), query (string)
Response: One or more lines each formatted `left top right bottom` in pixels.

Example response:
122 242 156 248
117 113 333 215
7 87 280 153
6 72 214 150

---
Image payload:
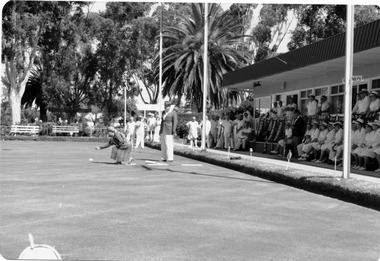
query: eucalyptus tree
92 2 155 121
2 1 86 124
288 5 380 51
157 3 247 112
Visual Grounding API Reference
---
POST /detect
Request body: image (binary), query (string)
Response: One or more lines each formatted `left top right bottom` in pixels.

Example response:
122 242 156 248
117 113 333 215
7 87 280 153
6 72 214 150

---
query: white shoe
358 167 366 171
270 150 277 154
301 153 308 157
375 169 380 172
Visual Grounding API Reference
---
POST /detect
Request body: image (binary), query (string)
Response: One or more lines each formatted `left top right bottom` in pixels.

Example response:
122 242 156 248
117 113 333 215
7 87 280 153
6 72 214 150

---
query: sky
88 2 233 13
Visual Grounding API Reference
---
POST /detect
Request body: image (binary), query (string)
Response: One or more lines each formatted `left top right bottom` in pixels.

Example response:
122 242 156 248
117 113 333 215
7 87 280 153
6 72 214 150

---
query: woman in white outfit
358 121 380 170
134 116 145 149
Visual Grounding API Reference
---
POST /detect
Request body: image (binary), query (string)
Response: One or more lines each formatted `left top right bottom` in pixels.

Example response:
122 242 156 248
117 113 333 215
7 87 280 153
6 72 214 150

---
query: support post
342 4 354 179
201 3 208 150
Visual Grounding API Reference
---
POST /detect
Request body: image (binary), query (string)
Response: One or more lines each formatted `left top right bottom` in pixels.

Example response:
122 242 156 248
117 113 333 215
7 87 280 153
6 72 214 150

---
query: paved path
1 141 380 261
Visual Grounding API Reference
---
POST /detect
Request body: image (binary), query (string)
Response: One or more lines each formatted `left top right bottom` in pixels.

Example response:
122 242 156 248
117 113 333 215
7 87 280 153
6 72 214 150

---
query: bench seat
52 125 79 136
10 125 40 136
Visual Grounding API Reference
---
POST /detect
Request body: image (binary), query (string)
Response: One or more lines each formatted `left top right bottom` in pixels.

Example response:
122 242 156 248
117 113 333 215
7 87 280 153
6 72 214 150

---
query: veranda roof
222 18 380 91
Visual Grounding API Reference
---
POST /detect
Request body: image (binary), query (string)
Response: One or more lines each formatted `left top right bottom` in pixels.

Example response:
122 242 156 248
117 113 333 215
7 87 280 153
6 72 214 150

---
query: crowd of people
267 89 380 172
183 111 255 151
124 113 162 148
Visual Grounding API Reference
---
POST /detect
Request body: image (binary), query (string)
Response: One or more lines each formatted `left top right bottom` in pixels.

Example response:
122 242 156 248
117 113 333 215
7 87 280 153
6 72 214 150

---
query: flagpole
201 2 208 150
342 4 354 179
158 1 164 117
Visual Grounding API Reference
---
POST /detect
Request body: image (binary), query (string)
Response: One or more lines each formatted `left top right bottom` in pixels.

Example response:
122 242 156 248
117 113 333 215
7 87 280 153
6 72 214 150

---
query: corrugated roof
222 18 380 88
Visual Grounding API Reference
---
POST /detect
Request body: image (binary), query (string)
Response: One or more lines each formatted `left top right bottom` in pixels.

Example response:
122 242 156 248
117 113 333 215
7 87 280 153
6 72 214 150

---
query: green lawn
1 141 380 261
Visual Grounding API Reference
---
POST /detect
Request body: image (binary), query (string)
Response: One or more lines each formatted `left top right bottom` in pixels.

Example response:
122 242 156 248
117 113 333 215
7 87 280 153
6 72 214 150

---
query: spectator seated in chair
233 122 252 151
352 121 380 170
315 122 336 163
271 121 293 156
297 121 320 160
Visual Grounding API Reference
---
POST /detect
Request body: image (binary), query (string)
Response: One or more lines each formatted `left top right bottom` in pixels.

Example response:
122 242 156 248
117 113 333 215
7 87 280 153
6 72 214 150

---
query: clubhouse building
222 18 380 117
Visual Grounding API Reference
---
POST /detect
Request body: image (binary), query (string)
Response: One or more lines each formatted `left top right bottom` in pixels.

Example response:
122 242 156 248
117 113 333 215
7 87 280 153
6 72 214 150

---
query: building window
372 78 380 89
330 85 344 114
315 87 328 97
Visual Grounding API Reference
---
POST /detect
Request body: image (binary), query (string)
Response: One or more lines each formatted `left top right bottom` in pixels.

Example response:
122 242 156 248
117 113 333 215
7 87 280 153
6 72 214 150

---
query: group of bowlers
95 101 177 165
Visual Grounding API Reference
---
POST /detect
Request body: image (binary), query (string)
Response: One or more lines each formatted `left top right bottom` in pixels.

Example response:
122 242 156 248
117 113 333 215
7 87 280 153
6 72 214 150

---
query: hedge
146 141 380 212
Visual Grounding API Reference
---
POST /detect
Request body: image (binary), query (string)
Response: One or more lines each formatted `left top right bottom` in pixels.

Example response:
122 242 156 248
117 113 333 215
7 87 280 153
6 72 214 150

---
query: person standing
306 94 318 123
319 95 330 119
160 101 178 162
95 126 133 164
147 113 157 141
209 115 218 147
186 116 199 148
153 112 161 143
126 116 136 146
285 97 297 122
200 115 212 149
134 116 145 149
292 109 306 158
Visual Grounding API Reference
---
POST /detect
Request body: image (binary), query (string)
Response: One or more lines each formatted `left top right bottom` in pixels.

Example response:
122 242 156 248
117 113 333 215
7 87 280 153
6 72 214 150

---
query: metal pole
201 3 208 150
158 1 164 117
342 4 354 179
124 86 127 132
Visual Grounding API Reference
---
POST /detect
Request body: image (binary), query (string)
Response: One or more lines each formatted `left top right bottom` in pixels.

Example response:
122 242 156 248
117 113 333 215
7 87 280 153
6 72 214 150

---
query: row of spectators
268 111 380 172
268 89 380 123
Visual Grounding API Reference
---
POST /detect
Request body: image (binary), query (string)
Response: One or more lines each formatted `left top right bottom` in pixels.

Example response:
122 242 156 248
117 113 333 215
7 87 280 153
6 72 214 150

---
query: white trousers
161 134 174 161
135 131 145 148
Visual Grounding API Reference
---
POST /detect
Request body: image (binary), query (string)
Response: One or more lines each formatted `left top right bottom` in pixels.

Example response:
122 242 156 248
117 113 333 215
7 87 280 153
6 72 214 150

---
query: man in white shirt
200 116 212 148
352 89 370 115
126 116 136 145
306 94 318 121
146 113 156 141
187 116 199 148
319 95 330 118
277 101 286 118
285 98 297 122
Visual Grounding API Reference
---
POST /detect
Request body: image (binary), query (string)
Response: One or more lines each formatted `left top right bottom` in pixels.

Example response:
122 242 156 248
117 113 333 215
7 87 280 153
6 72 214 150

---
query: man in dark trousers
160 101 178 162
292 109 306 158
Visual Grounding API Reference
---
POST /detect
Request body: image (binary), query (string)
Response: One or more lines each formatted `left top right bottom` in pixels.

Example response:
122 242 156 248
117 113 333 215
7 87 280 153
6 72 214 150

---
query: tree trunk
9 87 22 124
39 102 48 122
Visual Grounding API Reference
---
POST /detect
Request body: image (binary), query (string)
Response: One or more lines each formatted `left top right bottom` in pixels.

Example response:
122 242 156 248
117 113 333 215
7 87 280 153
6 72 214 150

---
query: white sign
342 75 363 84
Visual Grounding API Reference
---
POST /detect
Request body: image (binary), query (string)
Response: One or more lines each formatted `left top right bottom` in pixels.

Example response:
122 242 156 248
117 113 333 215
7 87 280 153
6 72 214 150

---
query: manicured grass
1 140 380 261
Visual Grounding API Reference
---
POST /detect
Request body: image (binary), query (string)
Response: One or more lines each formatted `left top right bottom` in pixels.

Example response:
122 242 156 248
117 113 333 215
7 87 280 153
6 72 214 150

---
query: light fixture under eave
253 82 261 87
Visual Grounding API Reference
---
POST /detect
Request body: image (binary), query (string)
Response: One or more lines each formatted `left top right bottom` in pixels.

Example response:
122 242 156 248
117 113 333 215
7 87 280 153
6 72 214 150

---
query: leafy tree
2 1 85 124
288 5 380 51
156 3 247 112
250 4 296 62
91 2 156 123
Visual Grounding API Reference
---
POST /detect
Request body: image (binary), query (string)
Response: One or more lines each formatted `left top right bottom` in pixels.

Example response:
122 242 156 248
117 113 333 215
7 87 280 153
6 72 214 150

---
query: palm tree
157 3 247 111
22 64 48 121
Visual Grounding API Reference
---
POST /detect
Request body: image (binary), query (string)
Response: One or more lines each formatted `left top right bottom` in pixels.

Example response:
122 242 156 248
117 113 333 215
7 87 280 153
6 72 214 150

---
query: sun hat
334 122 343 127
107 126 116 132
